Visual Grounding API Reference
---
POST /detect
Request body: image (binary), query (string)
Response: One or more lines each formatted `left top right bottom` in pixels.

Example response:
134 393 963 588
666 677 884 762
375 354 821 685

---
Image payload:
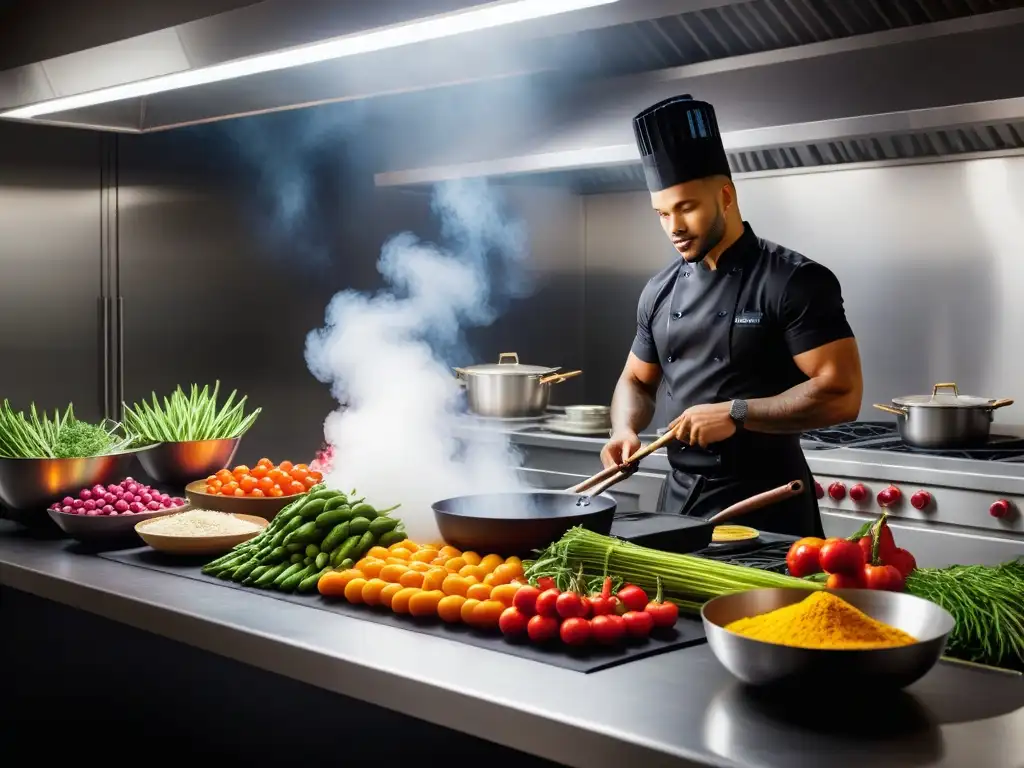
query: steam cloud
305 179 535 542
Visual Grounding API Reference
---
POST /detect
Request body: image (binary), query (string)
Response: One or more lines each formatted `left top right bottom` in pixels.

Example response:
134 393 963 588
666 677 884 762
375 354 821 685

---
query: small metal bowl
0 446 158 511
185 480 304 522
702 588 954 689
46 503 188 545
135 438 241 486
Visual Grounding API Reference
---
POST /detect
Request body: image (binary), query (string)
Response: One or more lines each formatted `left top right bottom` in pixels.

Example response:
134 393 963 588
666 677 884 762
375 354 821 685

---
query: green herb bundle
0 400 132 459
906 560 1024 670
122 381 261 444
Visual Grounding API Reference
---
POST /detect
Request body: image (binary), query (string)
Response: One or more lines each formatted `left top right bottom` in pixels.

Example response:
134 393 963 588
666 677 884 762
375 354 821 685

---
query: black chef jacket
631 222 854 537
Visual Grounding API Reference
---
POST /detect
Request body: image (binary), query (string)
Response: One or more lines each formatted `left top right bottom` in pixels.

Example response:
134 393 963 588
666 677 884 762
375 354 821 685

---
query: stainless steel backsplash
582 157 1024 427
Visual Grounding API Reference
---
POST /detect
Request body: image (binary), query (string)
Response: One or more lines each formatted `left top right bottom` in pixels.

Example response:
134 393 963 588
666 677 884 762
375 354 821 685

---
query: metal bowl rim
0 443 159 461
701 587 956 650
135 436 243 448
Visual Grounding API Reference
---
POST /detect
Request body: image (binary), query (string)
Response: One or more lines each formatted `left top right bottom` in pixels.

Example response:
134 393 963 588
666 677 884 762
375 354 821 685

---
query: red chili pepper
644 576 679 629
589 576 618 616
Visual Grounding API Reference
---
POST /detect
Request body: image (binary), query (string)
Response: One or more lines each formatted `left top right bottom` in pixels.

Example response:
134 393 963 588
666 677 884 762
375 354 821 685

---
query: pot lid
459 352 559 376
892 383 997 408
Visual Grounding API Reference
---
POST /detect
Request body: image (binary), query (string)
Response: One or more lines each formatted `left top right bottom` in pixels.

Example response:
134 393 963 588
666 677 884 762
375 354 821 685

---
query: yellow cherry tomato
460 598 481 624
466 582 492 601
471 599 505 629
379 563 409 583
490 583 520 607
479 553 504 573
441 574 470 597
444 556 467 573
461 551 482 566
343 577 368 604
360 578 388 606
437 594 466 623
422 567 448 591
390 587 420 614
380 583 404 609
366 546 391 560
399 569 425 589
408 589 445 618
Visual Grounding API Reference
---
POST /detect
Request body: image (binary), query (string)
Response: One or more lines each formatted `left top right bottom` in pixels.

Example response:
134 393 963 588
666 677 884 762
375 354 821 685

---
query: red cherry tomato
590 614 627 645
863 563 905 592
826 572 864 590
786 537 825 577
526 614 559 643
589 577 618 616
555 591 587 619
534 588 560 618
535 576 556 591
559 617 592 646
498 607 529 637
622 610 654 638
819 538 865 576
616 584 648 613
512 586 540 616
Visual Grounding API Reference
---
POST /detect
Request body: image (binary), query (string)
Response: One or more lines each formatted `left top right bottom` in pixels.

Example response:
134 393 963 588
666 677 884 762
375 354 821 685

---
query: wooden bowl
185 480 305 521
135 512 268 556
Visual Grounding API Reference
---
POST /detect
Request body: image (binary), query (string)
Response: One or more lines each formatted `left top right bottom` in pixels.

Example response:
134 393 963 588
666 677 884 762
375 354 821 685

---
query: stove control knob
877 485 902 507
814 481 824 500
989 499 1012 519
828 482 846 501
849 483 869 503
910 490 932 511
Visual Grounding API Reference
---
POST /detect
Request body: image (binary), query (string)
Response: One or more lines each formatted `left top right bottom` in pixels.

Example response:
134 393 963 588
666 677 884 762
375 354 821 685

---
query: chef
601 95 863 537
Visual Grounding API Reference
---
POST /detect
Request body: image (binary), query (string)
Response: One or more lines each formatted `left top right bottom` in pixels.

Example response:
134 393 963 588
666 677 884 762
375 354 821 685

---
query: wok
432 432 806 557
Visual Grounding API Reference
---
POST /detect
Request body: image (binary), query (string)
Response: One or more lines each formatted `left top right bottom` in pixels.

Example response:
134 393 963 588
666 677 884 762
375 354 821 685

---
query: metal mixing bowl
0 446 158 511
47 503 187 544
135 437 240 485
702 588 954 689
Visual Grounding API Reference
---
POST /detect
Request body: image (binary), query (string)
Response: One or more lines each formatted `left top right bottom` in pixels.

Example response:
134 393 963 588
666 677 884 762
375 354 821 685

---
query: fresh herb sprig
0 401 132 459
122 381 261 444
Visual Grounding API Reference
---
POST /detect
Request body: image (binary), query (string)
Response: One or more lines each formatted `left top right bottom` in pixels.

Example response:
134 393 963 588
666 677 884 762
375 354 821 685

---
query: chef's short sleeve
781 262 854 357
630 283 659 364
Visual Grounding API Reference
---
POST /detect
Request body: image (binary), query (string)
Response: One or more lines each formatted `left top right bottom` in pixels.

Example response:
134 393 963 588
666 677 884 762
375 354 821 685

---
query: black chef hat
632 95 731 192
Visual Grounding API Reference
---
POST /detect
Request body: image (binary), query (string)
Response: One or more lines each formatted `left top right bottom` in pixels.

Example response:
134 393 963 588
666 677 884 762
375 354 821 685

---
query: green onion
0 400 133 459
122 381 261 444
524 527 820 614
906 561 1024 670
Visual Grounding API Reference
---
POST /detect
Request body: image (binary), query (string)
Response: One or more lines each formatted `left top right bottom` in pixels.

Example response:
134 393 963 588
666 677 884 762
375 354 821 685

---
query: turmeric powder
725 592 916 650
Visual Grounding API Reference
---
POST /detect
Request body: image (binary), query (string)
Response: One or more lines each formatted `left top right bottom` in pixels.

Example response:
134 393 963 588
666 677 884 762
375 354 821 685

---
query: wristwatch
729 399 748 429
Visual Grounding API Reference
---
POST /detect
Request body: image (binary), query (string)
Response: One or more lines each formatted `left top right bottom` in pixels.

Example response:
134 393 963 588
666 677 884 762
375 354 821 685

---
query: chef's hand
669 402 736 449
601 430 640 469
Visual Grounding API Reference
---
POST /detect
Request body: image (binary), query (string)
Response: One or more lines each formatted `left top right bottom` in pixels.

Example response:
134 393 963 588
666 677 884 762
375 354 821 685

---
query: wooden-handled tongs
567 431 677 498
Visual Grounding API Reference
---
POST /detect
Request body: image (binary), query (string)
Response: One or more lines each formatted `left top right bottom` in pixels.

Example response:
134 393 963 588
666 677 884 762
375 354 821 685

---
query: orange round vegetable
398 540 421 553
490 583 520 607
479 554 503 573
379 583 404 609
466 582 492 601
379 563 409 583
398 569 425 589
407 561 431 573
343 577 368 604
367 546 391 560
361 578 388 606
441 574 470 597
471 599 505 629
410 548 438 563
408 589 445 617
390 587 420 614
389 547 413 561
438 545 461 558
461 551 482 566
444 556 467 573
460 598 481 625
278 460 294 472
490 563 522 586
437 594 466 623
422 567 448 591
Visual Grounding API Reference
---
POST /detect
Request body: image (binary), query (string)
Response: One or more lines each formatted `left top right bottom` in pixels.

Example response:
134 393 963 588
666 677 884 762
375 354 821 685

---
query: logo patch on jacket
734 311 764 326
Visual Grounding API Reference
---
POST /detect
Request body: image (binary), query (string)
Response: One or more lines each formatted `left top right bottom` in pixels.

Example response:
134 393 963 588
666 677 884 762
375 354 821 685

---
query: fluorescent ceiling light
2 0 618 119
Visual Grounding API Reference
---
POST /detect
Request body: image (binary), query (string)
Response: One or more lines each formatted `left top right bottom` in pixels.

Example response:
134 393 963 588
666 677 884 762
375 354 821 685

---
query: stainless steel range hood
374 10 1024 190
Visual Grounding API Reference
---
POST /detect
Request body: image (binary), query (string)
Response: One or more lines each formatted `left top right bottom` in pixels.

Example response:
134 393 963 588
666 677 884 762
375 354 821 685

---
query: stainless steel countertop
465 423 1024 496
2 523 1023 768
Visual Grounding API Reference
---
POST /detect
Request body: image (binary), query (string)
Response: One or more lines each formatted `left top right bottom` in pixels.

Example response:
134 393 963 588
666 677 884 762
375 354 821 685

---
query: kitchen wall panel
583 156 1024 427
0 120 102 421
116 119 584 465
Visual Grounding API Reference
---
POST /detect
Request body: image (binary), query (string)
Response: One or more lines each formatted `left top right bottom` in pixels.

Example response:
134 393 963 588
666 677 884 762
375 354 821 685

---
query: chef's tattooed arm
745 337 863 433
602 354 662 467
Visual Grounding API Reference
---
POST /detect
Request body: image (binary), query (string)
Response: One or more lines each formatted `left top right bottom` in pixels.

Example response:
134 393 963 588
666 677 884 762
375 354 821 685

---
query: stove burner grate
802 421 1024 461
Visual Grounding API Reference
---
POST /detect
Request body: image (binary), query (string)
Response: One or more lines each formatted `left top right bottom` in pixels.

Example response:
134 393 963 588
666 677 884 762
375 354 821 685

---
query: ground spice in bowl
725 592 916 650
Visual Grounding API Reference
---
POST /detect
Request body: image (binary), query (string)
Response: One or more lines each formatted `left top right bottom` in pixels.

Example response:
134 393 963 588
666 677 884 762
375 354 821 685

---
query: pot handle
705 480 805 525
933 382 960 397
498 352 520 365
873 403 907 417
990 399 1015 409
539 370 583 385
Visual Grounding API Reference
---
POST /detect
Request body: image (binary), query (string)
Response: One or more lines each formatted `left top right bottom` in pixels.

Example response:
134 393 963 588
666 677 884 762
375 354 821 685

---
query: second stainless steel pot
873 382 1014 449
455 352 582 418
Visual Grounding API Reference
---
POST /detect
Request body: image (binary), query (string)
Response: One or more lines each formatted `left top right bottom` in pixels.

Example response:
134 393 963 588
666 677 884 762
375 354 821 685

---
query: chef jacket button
682 272 691 278
713 356 723 363
667 355 675 363
717 310 727 317
672 311 682 319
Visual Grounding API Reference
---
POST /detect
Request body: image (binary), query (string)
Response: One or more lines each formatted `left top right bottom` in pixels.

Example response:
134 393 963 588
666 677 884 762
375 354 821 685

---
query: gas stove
801 421 1024 461
801 421 1024 567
